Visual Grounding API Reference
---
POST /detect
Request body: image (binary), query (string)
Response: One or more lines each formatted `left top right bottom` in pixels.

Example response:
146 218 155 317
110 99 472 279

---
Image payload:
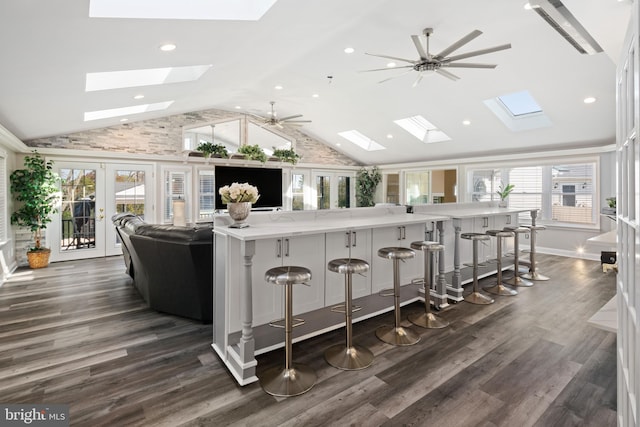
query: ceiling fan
363 28 511 86
248 101 311 129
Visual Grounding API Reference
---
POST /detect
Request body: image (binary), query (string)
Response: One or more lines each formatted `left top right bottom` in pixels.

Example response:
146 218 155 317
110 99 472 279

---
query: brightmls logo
1 405 69 426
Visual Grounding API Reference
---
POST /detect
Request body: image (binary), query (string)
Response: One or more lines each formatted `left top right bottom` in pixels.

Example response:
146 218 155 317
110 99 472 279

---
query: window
0 152 6 243
163 168 191 223
292 173 305 210
470 161 597 226
405 171 430 205
198 170 215 220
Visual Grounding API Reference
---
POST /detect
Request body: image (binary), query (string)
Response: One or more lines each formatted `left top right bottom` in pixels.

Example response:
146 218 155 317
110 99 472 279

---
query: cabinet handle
402 226 406 240
506 215 512 224
345 231 351 248
276 239 282 258
483 217 489 228
352 231 357 247
284 238 290 257
397 226 402 240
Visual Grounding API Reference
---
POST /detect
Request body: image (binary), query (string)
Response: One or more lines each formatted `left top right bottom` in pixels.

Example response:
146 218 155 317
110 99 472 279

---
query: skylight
89 0 277 21
337 130 386 151
497 90 542 116
85 65 212 92
394 115 451 143
84 101 174 121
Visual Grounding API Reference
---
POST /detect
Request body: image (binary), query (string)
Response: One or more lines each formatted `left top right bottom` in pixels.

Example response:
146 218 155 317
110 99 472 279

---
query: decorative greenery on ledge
196 142 229 158
237 144 268 163
272 148 301 165
356 166 381 207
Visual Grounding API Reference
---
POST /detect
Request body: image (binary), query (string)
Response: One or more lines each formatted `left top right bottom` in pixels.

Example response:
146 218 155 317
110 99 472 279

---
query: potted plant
10 151 60 268
272 147 300 165
602 197 616 215
496 182 515 207
196 141 229 159
237 144 268 163
356 166 382 207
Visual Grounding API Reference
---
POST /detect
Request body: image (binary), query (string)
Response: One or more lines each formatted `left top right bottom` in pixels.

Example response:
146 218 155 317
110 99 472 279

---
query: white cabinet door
371 224 424 292
249 234 326 328
325 229 372 305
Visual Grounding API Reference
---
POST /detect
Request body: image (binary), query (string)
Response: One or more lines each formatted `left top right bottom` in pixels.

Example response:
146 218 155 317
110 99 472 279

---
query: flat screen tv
215 166 283 210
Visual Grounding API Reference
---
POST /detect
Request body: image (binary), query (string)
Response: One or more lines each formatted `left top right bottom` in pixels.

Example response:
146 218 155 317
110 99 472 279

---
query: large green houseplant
10 151 60 268
356 166 382 207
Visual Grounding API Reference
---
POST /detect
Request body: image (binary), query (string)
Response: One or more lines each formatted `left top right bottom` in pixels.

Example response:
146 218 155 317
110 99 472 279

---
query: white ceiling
0 0 630 165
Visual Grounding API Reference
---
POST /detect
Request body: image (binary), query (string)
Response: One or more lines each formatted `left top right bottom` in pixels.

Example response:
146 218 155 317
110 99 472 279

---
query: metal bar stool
483 230 518 296
503 226 533 287
408 241 449 329
462 233 494 305
521 225 550 281
325 258 374 370
376 247 420 346
260 266 316 397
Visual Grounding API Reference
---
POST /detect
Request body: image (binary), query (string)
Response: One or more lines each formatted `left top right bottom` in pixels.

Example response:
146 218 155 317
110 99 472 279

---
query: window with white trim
198 170 215 220
163 168 191 223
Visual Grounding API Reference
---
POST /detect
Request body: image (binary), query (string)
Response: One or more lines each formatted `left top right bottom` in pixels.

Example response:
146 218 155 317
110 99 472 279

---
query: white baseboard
536 246 601 261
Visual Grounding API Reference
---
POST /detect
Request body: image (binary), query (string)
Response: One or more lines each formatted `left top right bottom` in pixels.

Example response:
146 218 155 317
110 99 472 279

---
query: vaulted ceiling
0 0 630 164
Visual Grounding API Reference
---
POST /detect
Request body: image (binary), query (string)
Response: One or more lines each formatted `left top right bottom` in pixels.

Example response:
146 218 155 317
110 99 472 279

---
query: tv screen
215 166 283 210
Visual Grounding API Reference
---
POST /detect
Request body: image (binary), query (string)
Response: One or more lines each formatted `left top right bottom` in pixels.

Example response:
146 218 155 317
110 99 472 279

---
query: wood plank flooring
0 254 616 426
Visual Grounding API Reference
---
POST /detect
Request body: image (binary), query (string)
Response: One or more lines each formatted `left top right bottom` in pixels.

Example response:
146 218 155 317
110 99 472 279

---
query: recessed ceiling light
584 96 597 104
524 3 532 10
386 62 396 68
344 47 355 54
387 134 393 139
120 118 128 122
336 143 341 146
235 105 242 109
462 120 471 126
133 94 144 100
274 85 283 90
160 43 176 52
312 93 319 98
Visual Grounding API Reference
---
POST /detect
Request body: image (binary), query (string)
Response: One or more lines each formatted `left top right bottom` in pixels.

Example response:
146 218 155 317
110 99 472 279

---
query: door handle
276 239 282 258
284 238 290 257
352 231 357 247
345 231 351 248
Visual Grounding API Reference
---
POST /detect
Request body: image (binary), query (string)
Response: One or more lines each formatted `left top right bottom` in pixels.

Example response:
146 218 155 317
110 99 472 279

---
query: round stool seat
378 247 415 260
328 258 370 275
410 240 444 252
486 229 514 238
265 266 311 286
461 232 490 241
504 226 529 234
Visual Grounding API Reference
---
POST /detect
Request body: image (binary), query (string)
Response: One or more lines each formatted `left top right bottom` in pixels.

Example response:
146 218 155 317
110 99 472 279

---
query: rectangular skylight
89 0 277 21
497 90 543 116
338 130 386 151
394 115 451 143
86 65 212 92
84 101 174 121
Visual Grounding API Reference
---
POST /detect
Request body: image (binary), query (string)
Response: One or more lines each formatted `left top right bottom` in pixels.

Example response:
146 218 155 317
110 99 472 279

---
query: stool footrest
330 304 362 314
378 288 395 297
268 318 305 328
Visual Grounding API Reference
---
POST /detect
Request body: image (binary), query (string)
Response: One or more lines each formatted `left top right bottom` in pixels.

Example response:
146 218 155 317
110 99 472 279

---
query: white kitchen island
212 206 447 385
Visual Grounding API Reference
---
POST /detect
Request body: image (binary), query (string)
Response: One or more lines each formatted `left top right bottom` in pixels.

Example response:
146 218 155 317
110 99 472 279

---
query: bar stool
376 247 420 346
408 241 449 329
483 230 518 296
325 258 374 370
503 226 533 287
462 233 494 305
521 225 550 281
260 266 316 397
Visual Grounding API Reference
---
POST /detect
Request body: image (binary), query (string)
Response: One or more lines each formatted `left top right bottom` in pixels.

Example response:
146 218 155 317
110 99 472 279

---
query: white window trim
160 165 192 224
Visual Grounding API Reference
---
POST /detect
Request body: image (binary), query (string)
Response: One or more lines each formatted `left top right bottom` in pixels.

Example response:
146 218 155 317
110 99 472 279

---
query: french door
311 170 356 209
49 161 153 261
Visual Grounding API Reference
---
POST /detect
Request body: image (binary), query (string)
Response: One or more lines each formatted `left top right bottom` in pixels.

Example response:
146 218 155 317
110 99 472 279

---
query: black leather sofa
112 214 213 322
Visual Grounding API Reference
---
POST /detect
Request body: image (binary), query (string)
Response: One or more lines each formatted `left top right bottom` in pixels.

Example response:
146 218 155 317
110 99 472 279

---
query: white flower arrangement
219 182 260 204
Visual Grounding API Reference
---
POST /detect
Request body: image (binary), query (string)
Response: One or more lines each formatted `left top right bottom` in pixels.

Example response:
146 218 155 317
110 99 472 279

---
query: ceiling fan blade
278 114 302 121
435 30 483 58
360 65 414 73
445 43 512 62
411 35 428 60
284 120 312 123
444 62 497 69
378 69 413 83
365 52 417 64
435 69 460 81
412 72 424 87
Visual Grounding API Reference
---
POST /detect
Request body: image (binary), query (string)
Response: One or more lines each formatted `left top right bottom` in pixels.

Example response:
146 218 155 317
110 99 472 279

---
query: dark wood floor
0 254 616 426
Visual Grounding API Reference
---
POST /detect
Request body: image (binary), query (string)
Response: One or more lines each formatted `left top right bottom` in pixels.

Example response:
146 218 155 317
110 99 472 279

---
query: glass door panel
312 171 356 209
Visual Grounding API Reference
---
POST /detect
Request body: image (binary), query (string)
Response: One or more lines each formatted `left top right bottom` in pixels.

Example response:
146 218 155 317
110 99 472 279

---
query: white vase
227 202 252 228
498 199 508 208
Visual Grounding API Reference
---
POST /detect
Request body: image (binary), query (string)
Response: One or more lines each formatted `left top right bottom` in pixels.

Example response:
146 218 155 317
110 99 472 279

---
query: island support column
450 219 463 302
435 220 450 309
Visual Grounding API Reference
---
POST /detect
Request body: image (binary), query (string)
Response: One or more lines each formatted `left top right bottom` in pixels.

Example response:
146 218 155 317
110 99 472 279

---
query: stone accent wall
14 228 37 267
25 108 360 166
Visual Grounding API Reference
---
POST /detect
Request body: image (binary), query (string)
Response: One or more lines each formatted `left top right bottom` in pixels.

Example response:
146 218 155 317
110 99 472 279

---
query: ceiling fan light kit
363 27 512 85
